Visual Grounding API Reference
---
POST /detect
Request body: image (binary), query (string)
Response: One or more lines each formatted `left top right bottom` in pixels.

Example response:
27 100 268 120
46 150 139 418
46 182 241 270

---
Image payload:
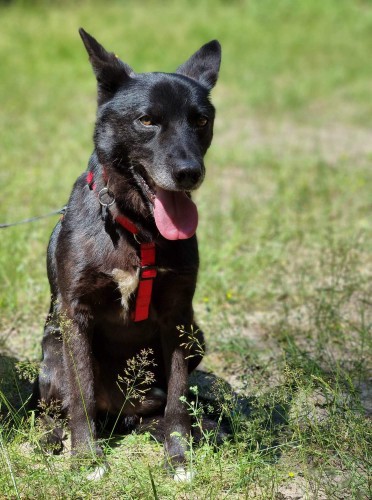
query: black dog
34 28 221 479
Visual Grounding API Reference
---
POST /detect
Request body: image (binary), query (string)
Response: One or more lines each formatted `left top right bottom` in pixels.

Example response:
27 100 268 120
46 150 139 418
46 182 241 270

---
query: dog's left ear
79 28 135 105
176 40 221 91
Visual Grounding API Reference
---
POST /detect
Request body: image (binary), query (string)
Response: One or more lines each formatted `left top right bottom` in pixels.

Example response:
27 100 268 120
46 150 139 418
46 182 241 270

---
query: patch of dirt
0 318 43 361
276 476 326 500
215 115 372 165
0 353 33 412
246 476 327 500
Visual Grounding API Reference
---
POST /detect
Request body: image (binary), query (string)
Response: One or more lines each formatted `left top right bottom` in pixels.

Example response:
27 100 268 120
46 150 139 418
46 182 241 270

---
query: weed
177 324 205 360
117 348 157 406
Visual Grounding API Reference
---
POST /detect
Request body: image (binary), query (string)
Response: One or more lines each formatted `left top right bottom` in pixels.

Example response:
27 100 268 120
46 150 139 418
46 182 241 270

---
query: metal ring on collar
133 233 143 244
98 187 115 207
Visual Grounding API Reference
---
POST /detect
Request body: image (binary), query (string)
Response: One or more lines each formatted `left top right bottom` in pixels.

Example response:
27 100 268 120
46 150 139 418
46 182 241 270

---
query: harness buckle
140 265 157 280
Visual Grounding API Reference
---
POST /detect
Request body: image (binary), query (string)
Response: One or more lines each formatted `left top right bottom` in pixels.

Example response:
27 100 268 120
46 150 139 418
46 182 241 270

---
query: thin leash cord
0 206 67 229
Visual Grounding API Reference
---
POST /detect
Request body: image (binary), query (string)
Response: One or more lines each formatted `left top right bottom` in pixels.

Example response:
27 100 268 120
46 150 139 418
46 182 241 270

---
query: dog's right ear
79 28 134 105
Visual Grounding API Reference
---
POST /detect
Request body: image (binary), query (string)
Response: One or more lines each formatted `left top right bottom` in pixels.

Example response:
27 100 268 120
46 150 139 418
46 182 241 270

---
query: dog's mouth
153 187 198 241
130 165 198 241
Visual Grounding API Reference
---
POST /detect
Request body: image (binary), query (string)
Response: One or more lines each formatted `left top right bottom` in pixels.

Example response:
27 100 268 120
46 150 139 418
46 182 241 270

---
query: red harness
87 170 156 322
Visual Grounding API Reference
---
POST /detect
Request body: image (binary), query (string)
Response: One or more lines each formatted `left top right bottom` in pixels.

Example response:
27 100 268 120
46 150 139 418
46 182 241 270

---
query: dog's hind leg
39 303 64 401
35 300 66 453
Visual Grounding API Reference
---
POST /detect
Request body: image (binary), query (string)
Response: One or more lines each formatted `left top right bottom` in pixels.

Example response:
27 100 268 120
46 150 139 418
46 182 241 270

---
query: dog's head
79 29 221 240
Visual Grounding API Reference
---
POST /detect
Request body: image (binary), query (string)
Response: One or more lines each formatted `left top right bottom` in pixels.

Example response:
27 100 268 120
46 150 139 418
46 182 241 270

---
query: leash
87 169 157 322
0 206 67 229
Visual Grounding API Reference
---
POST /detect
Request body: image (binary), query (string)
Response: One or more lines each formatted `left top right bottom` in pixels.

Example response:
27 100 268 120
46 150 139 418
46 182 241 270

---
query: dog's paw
86 462 110 481
173 466 195 482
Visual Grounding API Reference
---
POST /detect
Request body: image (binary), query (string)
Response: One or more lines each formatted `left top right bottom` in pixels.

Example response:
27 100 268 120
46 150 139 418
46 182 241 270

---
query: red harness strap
133 242 157 321
115 215 139 235
87 170 156 322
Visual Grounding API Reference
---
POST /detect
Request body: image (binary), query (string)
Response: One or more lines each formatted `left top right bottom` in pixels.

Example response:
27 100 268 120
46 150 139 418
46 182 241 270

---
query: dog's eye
139 115 153 127
196 116 208 127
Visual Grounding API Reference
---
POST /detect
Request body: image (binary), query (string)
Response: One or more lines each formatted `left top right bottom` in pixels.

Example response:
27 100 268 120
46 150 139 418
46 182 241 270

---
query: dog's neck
87 153 158 241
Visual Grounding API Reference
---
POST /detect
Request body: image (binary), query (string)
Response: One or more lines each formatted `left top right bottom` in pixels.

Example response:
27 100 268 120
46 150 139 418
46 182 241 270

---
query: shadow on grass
93 369 291 466
0 354 290 466
0 353 33 422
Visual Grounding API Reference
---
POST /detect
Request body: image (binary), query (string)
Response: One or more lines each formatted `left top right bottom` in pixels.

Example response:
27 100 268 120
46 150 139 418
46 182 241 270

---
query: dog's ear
176 40 221 91
79 28 134 105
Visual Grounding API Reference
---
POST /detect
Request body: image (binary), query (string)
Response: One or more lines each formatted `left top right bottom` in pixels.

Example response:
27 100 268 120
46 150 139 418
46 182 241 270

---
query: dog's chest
111 267 139 312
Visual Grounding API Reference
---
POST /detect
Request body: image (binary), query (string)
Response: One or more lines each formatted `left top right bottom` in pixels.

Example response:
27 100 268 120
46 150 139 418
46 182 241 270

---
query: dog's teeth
173 466 195 482
86 463 110 481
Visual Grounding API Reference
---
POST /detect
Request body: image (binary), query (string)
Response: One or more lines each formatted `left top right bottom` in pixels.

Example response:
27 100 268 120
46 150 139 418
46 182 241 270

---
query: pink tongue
153 187 198 240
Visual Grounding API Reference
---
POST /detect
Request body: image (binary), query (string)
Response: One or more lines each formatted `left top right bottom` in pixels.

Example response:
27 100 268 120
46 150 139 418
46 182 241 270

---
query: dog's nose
173 161 203 190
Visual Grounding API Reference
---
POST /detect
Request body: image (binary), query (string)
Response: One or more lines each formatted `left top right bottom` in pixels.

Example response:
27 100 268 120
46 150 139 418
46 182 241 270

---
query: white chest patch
111 268 139 312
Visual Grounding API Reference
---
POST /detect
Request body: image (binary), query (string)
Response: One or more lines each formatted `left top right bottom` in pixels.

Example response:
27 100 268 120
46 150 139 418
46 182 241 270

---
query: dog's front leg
61 307 101 462
161 326 191 477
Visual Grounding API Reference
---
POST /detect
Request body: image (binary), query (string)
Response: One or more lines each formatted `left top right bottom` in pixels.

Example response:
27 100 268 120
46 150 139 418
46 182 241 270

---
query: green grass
1 0 371 498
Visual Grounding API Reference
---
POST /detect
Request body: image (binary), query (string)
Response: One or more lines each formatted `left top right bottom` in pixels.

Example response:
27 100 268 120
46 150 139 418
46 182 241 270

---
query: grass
0 0 371 498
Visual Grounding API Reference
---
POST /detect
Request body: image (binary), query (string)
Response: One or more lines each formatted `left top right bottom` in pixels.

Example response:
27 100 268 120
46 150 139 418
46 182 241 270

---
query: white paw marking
173 466 195 482
86 463 110 481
